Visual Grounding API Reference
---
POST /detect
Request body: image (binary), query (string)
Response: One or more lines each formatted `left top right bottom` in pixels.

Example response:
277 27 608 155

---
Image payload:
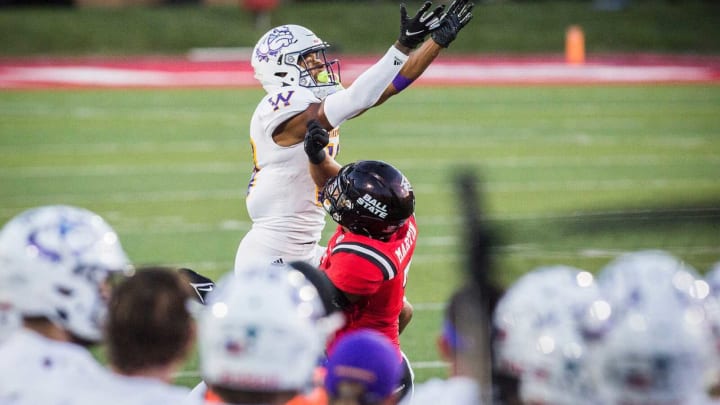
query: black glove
178 268 215 305
304 119 330 165
431 0 474 48
398 1 445 50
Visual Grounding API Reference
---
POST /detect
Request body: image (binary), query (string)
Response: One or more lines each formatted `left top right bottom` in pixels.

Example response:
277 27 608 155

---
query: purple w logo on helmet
255 26 297 63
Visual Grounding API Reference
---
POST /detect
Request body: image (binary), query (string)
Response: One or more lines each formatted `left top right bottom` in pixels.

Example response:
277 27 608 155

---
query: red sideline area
1 54 719 89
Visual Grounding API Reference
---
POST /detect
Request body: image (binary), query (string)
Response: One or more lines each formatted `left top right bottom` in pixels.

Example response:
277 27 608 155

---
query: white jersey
108 374 200 405
0 329 119 404
235 86 339 268
402 376 483 405
0 329 199 405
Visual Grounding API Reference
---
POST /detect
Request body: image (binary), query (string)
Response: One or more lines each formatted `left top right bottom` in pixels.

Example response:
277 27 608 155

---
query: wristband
392 74 415 92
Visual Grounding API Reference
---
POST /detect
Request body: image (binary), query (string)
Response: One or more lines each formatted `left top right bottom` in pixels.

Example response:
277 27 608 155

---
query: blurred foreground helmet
590 250 715 404
704 262 720 387
198 262 343 392
492 266 598 376
0 205 131 342
597 250 707 312
492 265 601 404
707 262 720 293
706 262 720 325
0 301 19 344
321 160 414 240
252 24 342 99
0 248 20 343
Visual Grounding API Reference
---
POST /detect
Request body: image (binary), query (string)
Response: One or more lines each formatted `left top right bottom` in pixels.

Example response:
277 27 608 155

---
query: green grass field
1 84 720 385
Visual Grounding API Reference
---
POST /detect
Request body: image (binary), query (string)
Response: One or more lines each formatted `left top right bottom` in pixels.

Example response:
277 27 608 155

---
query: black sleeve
289 261 351 314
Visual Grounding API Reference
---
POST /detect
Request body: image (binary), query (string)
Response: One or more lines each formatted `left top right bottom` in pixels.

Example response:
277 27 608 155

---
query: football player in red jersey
304 119 419 399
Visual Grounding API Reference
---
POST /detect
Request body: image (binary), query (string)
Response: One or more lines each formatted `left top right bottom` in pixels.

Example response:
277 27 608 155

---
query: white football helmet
492 265 599 382
0 205 131 342
519 319 599 405
251 24 342 99
706 262 720 325
0 300 19 344
589 251 715 404
707 262 720 292
198 262 343 392
0 256 20 343
509 267 603 405
704 262 720 386
597 250 707 311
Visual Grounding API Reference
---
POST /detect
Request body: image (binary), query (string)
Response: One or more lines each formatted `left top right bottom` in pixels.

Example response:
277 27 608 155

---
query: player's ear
436 334 453 362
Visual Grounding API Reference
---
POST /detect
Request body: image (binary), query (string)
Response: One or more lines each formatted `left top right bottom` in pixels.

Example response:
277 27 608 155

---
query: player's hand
398 1 445 50
431 0 474 48
305 120 330 165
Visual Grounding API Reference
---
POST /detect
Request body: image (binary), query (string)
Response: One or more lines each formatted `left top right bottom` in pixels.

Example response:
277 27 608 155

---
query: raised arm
274 2 445 145
374 0 475 107
319 1 448 129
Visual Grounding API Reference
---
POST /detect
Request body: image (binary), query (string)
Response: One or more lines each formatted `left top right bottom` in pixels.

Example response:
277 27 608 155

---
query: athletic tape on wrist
392 74 414 92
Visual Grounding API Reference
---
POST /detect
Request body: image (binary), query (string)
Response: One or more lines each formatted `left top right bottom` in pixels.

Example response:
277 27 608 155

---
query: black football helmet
321 160 415 239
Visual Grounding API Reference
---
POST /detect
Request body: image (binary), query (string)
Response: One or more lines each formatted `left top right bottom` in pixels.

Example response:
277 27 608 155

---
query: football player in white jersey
0 205 136 404
234 0 474 271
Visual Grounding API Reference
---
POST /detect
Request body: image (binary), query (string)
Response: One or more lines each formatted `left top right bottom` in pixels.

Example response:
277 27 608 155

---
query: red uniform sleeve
324 249 384 296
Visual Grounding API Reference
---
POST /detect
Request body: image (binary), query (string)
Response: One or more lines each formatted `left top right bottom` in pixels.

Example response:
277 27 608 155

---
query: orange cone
565 25 585 65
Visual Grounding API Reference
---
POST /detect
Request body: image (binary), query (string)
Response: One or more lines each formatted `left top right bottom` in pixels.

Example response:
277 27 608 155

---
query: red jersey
320 215 418 355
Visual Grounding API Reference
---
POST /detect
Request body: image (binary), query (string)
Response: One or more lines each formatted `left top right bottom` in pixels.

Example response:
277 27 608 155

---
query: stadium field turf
1 84 719 384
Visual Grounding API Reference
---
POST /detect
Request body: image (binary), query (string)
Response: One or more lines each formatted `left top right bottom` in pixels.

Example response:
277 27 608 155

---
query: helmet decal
27 230 62 263
224 338 246 355
255 26 297 63
400 176 413 193
26 216 102 264
356 193 389 219
0 205 130 343
252 24 341 98
321 161 414 239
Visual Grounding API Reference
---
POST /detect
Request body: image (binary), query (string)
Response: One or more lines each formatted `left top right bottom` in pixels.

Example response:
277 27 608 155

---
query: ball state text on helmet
356 194 388 218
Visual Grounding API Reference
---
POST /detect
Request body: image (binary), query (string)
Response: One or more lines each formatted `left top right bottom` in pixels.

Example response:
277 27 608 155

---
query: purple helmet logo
26 218 95 264
255 26 297 63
